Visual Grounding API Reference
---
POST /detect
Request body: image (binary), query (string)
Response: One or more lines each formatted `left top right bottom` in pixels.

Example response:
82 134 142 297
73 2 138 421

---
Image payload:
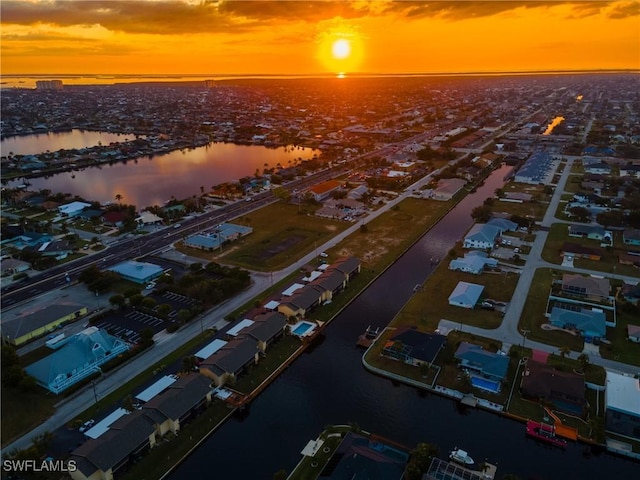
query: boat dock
356 325 380 348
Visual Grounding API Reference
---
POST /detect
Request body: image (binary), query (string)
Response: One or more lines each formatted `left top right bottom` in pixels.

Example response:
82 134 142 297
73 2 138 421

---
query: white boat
449 448 474 465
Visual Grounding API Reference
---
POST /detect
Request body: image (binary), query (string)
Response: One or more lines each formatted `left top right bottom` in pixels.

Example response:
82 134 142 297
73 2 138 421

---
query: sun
332 39 351 60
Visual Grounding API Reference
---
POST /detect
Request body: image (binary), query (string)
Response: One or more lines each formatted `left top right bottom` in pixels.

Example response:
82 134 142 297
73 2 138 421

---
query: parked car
79 419 95 433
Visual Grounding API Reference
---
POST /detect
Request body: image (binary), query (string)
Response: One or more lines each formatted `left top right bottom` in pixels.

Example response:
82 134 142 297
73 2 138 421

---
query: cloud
1 0 636 37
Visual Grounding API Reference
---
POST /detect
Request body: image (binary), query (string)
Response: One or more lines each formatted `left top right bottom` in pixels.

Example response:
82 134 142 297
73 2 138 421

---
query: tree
568 206 590 222
115 193 123 204
273 469 288 480
577 353 590 374
272 186 291 202
596 210 624 228
141 297 157 309
471 204 492 223
405 443 439 480
139 328 154 345
109 294 126 309
182 355 197 373
558 346 571 366
157 303 173 318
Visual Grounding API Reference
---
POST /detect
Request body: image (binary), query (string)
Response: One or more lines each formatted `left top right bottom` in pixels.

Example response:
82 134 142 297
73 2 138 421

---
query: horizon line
2 68 639 78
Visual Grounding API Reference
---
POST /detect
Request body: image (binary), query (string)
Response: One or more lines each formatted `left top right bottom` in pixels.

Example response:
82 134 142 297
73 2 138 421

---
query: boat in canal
449 447 474 465
526 420 568 448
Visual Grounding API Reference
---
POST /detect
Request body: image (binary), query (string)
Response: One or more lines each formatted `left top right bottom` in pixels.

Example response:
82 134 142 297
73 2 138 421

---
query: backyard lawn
391 252 518 332
541 223 640 277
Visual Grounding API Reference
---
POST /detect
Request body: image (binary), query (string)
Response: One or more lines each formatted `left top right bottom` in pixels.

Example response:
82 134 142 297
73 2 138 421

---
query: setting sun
332 39 351 60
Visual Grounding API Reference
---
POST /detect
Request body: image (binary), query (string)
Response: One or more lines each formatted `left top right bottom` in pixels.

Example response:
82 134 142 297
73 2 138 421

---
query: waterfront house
548 307 606 341
432 178 466 201
242 311 287 352
584 161 611 175
462 223 501 250
1 303 87 346
70 411 157 480
454 342 509 382
448 282 484 309
25 327 129 394
107 260 164 284
620 284 640 305
382 328 446 366
102 211 128 228
449 250 498 275
277 286 324 318
58 201 91 217
487 217 518 233
199 337 260 387
605 371 640 441
561 274 610 301
520 360 586 417
142 374 213 436
329 256 361 281
308 270 346 301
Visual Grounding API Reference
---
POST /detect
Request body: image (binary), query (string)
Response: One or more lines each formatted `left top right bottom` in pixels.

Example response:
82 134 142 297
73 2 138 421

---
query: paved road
3 162 445 454
439 155 639 376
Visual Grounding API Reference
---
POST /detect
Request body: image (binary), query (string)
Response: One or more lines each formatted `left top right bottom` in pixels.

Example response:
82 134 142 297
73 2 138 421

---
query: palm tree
558 346 571 366
577 353 590 374
115 193 123 205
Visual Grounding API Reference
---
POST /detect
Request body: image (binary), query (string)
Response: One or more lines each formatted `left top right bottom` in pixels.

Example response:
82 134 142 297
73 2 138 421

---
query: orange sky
1 1 639 76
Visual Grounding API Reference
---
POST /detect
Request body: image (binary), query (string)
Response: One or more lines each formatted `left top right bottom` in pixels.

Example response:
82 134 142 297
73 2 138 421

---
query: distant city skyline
1 0 639 76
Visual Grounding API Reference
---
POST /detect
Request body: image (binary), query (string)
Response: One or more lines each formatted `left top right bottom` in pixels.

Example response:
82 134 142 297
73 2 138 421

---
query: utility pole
91 380 99 410
521 329 530 350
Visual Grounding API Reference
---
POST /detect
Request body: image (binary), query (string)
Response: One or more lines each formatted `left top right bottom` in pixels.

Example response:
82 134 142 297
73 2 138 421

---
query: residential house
277 285 325 318
618 253 640 268
330 256 361 281
382 328 446 366
620 284 640 305
0 257 30 277
25 327 129 394
242 311 287 352
561 274 610 301
605 372 640 441
102 211 128 228
199 337 260 387
2 303 87 346
454 342 509 382
561 242 603 261
308 269 346 301
23 240 74 259
487 217 518 233
142 374 212 436
309 180 342 202
58 201 91 217
514 152 553 184
623 229 640 247
449 251 498 275
347 184 369 200
432 178 466 201
568 224 610 242
549 307 606 341
584 162 612 175
463 223 501 250
107 260 164 284
70 411 157 480
619 164 640 178
627 325 640 343
448 282 484 309
520 360 586 417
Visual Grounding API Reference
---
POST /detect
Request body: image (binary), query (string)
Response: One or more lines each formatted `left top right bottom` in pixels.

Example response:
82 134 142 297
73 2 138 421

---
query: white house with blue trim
25 327 129 394
448 281 484 309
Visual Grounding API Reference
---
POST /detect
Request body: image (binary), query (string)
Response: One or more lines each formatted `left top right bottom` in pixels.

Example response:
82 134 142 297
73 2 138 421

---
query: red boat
526 421 568 448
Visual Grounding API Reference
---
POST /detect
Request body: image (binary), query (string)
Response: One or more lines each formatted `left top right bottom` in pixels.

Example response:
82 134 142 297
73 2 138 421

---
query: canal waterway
3 131 318 209
168 164 638 479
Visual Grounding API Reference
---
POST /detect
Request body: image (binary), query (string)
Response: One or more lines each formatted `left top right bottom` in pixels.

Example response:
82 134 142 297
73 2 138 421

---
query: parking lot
94 309 169 344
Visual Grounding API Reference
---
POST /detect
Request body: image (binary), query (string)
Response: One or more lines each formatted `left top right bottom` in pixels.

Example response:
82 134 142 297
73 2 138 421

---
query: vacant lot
328 197 453 272
182 202 348 271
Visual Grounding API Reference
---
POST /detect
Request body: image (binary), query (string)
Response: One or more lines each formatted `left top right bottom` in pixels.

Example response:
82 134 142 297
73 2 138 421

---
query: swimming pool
292 321 315 337
471 376 501 393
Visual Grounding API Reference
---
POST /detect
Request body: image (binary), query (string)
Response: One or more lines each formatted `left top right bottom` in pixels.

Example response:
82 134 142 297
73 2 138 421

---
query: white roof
58 201 91 214
135 375 177 402
317 264 329 271
606 371 640 414
194 339 227 360
282 283 305 296
136 211 163 224
264 300 280 310
303 271 323 282
85 408 129 439
227 318 254 336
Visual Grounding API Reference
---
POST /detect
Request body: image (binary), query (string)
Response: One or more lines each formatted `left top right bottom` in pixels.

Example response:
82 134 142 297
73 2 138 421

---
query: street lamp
521 329 530 350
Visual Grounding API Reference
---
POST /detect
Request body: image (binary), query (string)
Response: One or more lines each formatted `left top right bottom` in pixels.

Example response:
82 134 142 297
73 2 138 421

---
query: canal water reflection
168 165 638 479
